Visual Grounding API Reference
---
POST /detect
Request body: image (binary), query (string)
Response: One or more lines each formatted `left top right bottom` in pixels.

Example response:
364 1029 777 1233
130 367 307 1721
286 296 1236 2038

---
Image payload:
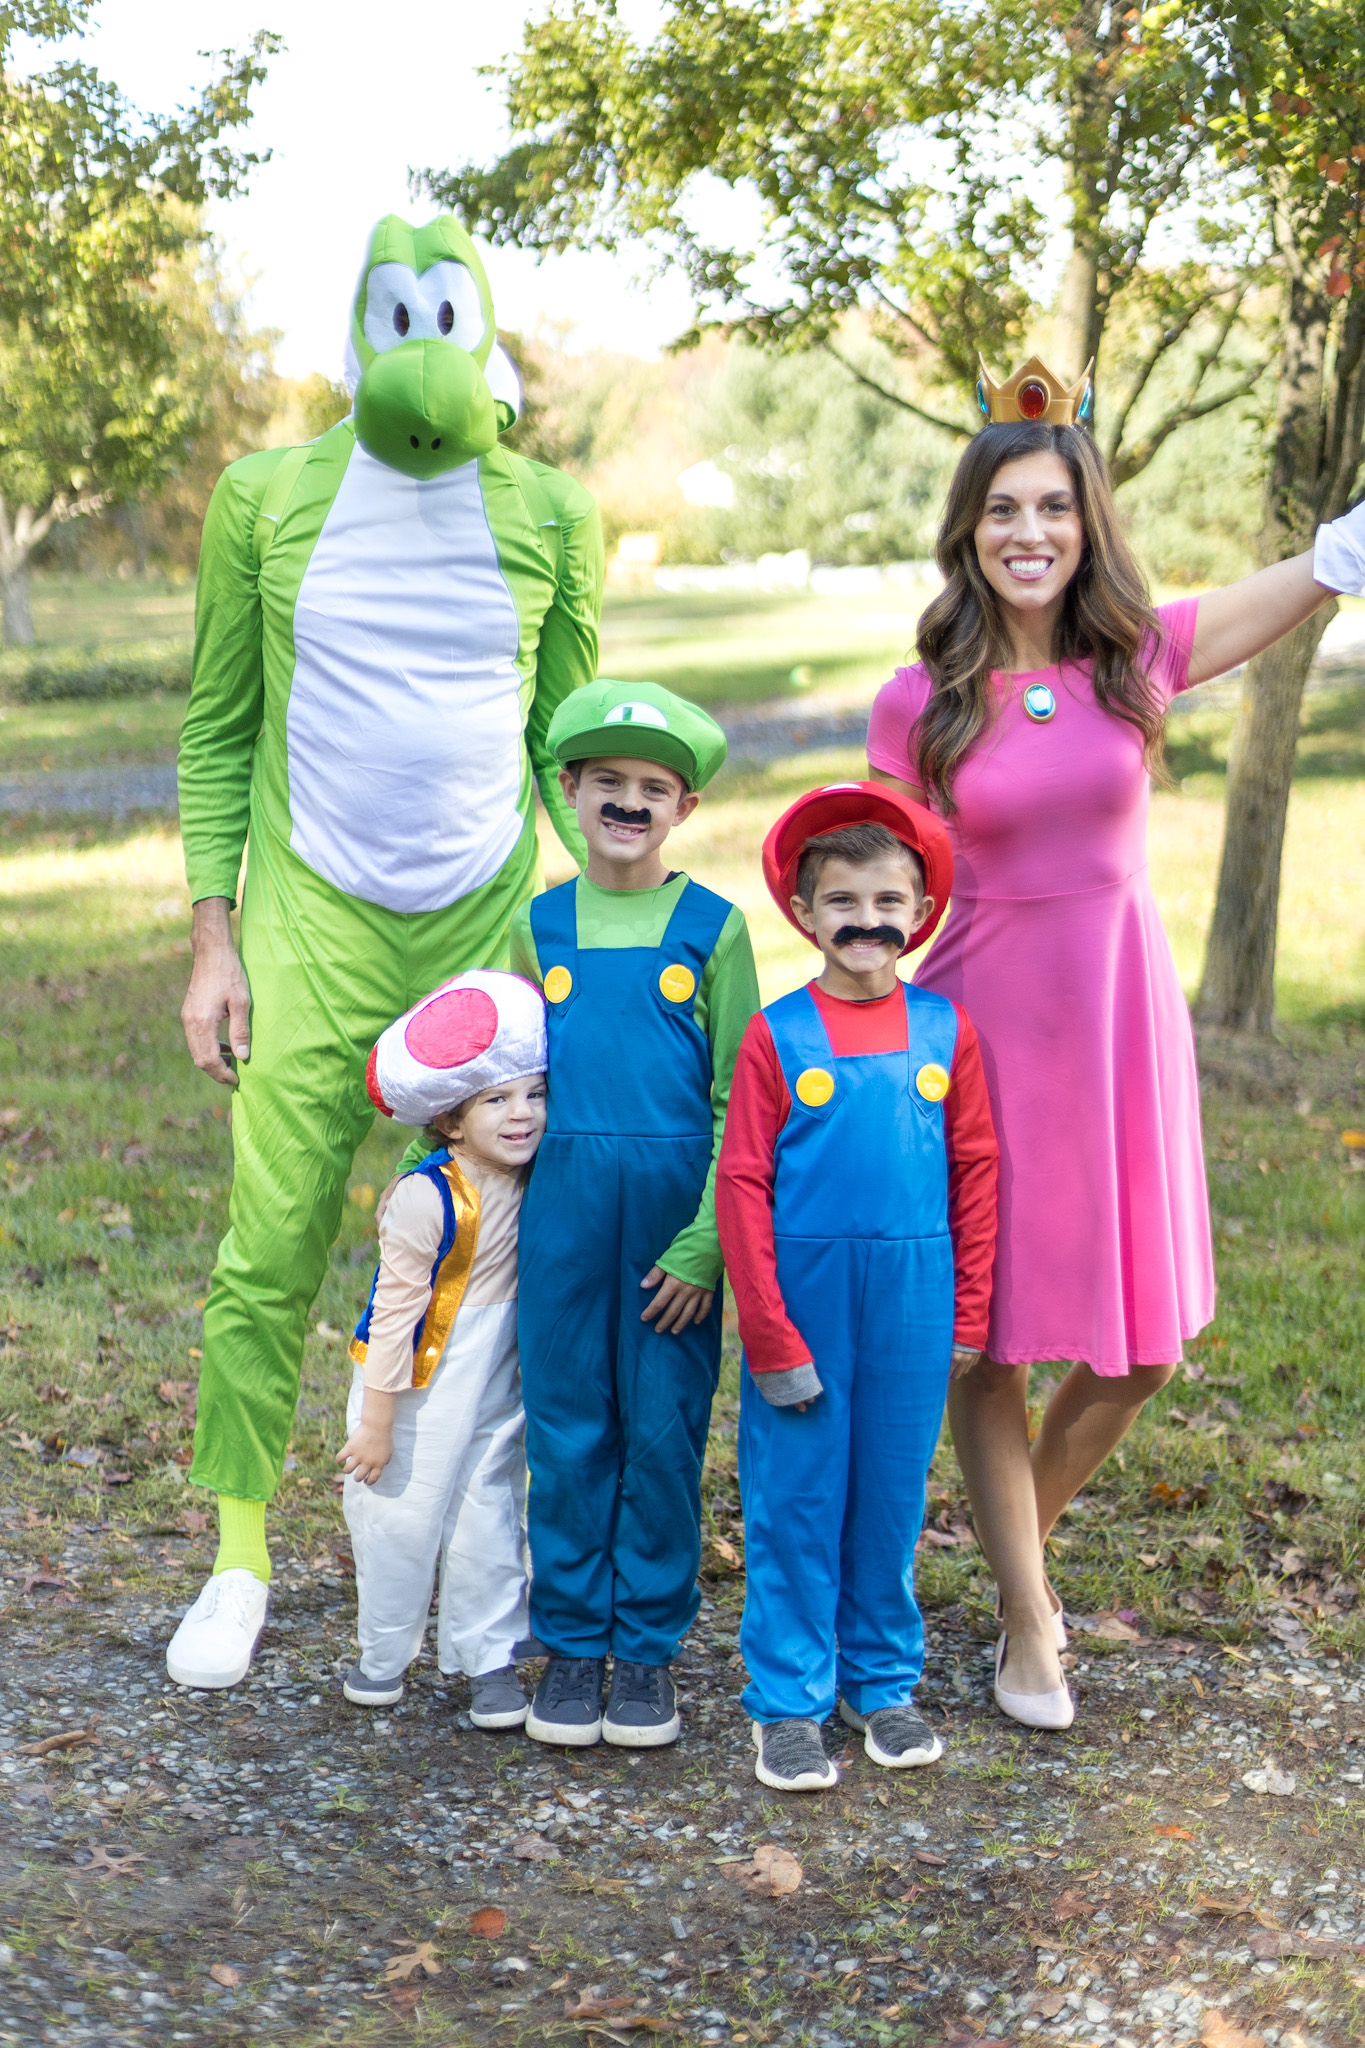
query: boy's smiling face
560 755 700 890
793 852 934 1000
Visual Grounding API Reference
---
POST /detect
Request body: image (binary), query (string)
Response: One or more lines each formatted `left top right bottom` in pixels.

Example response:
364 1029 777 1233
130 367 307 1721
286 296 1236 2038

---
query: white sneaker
166 1569 269 1689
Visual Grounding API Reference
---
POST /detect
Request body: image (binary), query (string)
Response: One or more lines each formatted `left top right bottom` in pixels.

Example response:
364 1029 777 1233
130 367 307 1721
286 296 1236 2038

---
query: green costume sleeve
177 449 288 906
508 902 541 986
657 904 761 1289
519 457 602 870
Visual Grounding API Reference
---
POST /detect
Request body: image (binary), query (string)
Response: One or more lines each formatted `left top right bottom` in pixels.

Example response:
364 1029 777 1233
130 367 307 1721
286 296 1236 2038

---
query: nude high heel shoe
993 1632 1075 1731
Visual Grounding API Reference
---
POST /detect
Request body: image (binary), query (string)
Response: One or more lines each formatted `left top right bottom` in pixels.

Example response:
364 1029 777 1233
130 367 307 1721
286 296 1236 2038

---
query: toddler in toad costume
337 969 546 1728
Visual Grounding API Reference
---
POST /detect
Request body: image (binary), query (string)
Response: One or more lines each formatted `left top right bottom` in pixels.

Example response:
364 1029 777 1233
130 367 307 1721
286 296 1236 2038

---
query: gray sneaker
526 1656 606 1746
751 1717 838 1791
469 1665 529 1730
838 1698 943 1768
603 1660 680 1747
342 1661 405 1708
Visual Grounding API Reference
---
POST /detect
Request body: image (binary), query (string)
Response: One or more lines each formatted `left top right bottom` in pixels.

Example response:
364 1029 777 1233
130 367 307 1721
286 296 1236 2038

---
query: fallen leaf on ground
208 1963 243 1988
1053 1887 1099 1922
511 1831 561 1861
1152 1824 1194 1840
383 1941 442 1982
1079 1612 1144 1642
1203 1791 1231 1808
20 1726 96 1757
735 1842 803 1896
1032 1992 1067 2018
912 1848 948 1867
1196 1893 1255 1917
387 1983 422 2015
469 1906 507 1939
1201 2010 1267 2048
566 1991 634 2017
75 1844 145 1877
710 1534 740 1567
1241 1764 1296 1796
1248 1928 1364 1961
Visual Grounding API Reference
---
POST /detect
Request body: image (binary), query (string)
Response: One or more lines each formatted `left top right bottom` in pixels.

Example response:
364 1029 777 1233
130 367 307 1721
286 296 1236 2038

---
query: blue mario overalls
739 978 957 1725
518 876 729 1664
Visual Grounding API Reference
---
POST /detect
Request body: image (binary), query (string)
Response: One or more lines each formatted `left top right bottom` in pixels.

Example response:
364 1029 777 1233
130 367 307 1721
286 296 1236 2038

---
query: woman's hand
337 1387 397 1484
640 1266 714 1335
950 1343 982 1380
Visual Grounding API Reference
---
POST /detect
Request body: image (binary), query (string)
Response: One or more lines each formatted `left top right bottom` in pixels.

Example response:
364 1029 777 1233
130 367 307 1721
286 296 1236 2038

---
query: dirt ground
0 1539 1361 2048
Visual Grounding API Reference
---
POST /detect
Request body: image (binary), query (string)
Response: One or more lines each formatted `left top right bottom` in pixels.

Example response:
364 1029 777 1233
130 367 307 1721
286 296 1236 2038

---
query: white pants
343 1298 529 1680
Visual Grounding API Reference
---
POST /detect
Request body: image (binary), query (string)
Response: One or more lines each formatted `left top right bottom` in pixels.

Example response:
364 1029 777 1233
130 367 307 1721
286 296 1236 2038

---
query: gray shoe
526 1656 606 1746
838 1698 943 1768
603 1660 680 1747
469 1665 529 1730
751 1717 838 1791
342 1661 405 1707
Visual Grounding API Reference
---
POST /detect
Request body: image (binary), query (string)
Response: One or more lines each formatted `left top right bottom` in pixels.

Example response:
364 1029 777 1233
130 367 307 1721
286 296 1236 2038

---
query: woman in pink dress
867 402 1361 1729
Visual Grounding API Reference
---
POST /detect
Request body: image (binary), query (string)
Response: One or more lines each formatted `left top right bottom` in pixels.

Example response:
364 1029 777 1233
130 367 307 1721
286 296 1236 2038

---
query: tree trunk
1055 239 1102 384
2 558 35 645
1193 607 1332 1030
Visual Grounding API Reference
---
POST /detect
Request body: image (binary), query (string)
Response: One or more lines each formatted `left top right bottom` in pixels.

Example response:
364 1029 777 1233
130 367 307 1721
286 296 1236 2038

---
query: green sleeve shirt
509 873 761 1288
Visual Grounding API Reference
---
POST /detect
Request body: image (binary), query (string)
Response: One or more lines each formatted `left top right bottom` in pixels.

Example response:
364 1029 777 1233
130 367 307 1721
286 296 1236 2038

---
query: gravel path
0 1531 1359 2047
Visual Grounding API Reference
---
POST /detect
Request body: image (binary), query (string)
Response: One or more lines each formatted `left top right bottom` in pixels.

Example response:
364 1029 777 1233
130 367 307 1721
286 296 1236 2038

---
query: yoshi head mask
348 213 513 481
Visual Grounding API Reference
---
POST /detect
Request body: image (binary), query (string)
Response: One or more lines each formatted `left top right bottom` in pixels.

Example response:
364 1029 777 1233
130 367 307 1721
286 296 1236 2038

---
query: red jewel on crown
1016 379 1050 420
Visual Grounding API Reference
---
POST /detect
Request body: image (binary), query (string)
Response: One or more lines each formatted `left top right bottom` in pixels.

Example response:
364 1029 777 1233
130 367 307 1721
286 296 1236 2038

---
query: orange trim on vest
410 1156 482 1389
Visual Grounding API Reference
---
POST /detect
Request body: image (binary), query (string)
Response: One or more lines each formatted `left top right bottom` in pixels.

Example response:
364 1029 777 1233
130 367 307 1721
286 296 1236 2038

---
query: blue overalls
738 979 958 1725
518 877 729 1664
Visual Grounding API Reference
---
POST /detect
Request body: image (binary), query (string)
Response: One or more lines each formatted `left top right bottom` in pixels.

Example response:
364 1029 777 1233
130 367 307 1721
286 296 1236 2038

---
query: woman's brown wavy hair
912 422 1166 812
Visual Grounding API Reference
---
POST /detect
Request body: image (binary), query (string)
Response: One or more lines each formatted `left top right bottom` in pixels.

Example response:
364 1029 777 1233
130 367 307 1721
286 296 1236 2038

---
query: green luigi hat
548 679 728 791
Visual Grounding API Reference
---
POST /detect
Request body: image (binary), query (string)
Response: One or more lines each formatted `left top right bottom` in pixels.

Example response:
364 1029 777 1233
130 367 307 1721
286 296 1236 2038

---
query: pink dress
866 599 1214 1373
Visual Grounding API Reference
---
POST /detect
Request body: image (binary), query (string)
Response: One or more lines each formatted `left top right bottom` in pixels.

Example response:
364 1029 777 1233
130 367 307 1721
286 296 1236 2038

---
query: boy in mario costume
337 970 546 1727
511 678 760 1749
716 783 997 1791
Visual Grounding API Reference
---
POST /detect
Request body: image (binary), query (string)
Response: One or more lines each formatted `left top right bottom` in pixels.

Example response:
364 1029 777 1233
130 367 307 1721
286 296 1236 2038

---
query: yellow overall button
543 965 573 1004
659 963 696 1003
916 1061 951 1102
795 1066 836 1107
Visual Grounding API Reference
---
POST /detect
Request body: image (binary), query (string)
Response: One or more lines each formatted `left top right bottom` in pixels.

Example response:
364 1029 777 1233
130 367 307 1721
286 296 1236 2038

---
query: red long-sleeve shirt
716 982 999 1378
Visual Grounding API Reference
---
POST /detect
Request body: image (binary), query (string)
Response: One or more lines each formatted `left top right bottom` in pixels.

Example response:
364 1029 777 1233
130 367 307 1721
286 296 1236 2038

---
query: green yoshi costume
173 215 601 1645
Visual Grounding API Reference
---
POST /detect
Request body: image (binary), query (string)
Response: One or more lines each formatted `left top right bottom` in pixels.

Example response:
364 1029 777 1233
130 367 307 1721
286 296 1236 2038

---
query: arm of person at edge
521 459 602 869
645 907 762 1336
942 1011 999 1379
337 1177 443 1483
716 1013 822 1408
176 454 280 1087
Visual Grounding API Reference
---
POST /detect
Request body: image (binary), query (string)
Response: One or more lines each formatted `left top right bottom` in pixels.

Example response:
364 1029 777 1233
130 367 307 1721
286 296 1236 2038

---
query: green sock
212 1495 272 1584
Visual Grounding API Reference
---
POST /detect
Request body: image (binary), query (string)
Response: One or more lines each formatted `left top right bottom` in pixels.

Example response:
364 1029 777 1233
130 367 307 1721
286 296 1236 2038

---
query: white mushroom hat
365 970 547 1126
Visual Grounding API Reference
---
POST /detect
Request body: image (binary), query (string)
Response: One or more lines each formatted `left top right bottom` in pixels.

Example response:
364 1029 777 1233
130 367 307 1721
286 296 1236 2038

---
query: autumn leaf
511 1831 561 1861
209 1963 244 1988
710 1534 740 1568
469 1906 507 1939
735 1843 803 1896
383 1941 443 1982
1152 1825 1194 1841
20 1725 96 1757
1053 1887 1099 1922
566 1989 634 2017
1196 1893 1255 1916
912 1848 948 1868
1200 2010 1267 2048
75 1844 145 1877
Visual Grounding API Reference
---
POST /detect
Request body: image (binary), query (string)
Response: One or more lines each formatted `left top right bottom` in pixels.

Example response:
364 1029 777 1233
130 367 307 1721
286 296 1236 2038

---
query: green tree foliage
0 3 277 640
422 0 1267 478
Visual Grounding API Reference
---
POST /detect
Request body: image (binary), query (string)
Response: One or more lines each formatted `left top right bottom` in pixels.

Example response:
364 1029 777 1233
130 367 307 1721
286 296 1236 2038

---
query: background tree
0 2 277 641
423 0 1267 480
1195 0 1365 1032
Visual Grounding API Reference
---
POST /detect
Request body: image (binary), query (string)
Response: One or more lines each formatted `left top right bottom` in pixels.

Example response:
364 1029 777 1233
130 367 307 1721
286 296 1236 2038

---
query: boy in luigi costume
716 784 998 1792
512 679 760 1747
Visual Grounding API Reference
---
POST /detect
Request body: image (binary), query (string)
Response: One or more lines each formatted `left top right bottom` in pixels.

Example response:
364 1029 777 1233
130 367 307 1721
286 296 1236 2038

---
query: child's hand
337 1388 397 1484
640 1266 714 1335
949 1344 982 1381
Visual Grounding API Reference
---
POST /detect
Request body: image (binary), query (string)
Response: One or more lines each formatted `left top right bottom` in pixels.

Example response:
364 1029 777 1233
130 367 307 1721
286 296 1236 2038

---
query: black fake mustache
833 924 906 950
601 802 653 827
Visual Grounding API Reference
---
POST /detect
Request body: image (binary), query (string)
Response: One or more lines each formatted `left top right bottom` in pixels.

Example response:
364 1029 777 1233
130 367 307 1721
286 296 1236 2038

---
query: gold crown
976 353 1094 427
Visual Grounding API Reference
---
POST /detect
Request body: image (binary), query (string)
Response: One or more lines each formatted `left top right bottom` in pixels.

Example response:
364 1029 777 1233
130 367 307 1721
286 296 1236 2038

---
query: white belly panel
287 446 524 913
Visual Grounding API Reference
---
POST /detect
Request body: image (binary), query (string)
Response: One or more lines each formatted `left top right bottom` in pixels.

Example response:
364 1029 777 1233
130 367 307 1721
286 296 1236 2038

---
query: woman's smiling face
972 450 1086 631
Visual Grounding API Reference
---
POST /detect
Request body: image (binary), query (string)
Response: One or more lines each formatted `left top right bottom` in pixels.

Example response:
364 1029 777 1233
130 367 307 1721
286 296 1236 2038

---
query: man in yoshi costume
168 213 602 1689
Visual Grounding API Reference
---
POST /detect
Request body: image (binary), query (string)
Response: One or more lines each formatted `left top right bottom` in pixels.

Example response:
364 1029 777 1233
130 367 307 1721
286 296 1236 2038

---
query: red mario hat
762 780 953 955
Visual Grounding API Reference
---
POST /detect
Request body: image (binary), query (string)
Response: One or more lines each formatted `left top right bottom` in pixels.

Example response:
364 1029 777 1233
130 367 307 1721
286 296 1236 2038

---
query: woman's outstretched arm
1186 549 1333 687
